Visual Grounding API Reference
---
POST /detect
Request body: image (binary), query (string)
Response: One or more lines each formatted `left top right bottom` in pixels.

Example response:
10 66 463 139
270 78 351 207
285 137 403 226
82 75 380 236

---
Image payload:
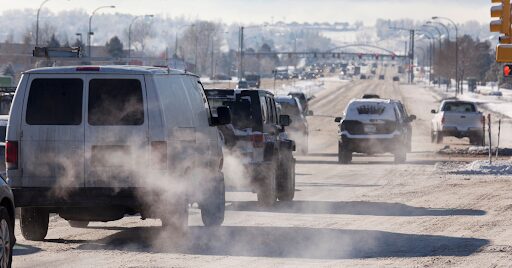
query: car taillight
251 134 265 148
5 141 18 170
150 141 167 170
441 116 445 124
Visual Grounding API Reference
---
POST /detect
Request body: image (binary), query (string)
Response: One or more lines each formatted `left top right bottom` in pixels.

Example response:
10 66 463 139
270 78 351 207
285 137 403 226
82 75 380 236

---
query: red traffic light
504 65 512 76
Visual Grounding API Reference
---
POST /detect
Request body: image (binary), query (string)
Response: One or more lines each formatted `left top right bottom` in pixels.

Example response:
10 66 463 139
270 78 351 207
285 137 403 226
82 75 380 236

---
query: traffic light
491 0 512 62
504 64 512 76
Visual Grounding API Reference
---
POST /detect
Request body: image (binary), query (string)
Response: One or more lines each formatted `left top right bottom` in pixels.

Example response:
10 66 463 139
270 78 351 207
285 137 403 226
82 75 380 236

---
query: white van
6 66 231 241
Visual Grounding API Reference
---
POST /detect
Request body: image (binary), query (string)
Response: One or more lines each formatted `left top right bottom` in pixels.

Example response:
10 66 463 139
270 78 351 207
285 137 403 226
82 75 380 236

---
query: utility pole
239 26 244 80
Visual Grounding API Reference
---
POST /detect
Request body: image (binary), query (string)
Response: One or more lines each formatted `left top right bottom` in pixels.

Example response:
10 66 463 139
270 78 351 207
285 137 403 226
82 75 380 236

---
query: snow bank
442 160 512 175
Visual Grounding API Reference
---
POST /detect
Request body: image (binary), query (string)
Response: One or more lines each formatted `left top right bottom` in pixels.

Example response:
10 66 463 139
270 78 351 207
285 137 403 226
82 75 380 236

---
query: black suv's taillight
6 141 18 170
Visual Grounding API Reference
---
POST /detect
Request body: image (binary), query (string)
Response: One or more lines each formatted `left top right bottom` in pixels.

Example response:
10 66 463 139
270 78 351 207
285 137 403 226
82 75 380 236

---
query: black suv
205 89 296 206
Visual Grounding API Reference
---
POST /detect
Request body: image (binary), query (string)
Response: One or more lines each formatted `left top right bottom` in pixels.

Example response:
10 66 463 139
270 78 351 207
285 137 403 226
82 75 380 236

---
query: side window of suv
88 79 144 126
26 78 83 125
260 96 268 124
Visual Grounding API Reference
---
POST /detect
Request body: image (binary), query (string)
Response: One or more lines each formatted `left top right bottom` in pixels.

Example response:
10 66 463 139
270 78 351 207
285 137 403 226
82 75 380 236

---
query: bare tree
129 20 155 54
180 21 224 75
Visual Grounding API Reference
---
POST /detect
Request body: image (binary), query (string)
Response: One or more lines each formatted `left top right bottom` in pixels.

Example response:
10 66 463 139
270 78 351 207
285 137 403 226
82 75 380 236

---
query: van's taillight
441 116 445 124
5 141 18 170
76 66 100 71
251 134 265 148
151 141 167 170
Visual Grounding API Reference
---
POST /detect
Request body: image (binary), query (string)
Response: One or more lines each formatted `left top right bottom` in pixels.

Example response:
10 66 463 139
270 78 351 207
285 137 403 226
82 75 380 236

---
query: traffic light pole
409 29 415 84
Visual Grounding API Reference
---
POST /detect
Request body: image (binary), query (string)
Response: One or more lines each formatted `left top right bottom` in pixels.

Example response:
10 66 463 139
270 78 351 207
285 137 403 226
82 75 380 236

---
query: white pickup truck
431 100 484 145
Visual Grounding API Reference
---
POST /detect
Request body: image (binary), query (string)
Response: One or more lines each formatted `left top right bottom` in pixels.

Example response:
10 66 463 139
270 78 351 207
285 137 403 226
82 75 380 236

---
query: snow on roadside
435 160 512 175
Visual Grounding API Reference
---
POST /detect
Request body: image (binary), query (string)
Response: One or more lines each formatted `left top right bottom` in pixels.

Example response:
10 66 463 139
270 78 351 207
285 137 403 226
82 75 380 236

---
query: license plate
364 125 377 133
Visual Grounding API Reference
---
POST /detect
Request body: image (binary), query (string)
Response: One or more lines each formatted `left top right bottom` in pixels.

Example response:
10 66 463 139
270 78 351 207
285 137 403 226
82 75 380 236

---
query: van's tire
277 156 295 201
394 146 407 164
257 162 277 206
68 220 89 228
338 141 352 164
435 132 444 144
200 175 225 227
161 200 188 234
0 207 13 268
20 207 49 241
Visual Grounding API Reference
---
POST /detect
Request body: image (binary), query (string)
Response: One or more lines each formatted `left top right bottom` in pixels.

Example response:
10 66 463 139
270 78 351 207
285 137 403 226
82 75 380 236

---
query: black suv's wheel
20 207 49 241
257 163 277 206
277 156 295 201
200 176 225 227
0 207 13 268
68 220 89 228
338 141 352 164
394 146 407 164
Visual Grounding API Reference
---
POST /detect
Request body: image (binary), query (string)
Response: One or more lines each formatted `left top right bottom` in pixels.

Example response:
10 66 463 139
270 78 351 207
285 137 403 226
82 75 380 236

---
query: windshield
442 102 476 112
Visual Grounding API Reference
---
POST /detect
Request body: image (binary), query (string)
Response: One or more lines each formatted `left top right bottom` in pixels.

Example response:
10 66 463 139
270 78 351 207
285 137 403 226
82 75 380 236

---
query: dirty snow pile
436 160 512 175
437 146 512 156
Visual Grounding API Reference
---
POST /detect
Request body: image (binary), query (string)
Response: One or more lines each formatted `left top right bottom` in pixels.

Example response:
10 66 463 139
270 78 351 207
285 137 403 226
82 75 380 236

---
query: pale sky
0 0 490 25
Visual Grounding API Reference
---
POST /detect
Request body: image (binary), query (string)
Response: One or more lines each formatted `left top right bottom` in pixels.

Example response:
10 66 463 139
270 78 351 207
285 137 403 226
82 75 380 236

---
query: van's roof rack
33 47 81 58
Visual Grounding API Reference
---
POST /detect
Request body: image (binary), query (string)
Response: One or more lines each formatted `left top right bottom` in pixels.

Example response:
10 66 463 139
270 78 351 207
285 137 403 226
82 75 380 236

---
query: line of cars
0 65 309 261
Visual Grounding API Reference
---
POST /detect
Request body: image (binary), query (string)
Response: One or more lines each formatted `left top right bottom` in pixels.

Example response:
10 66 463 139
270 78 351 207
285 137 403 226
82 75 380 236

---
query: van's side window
26 78 83 125
88 79 144 126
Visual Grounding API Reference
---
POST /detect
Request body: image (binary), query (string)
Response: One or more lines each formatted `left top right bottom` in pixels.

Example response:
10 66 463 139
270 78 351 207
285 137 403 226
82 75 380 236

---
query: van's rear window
26 78 83 125
88 79 144 126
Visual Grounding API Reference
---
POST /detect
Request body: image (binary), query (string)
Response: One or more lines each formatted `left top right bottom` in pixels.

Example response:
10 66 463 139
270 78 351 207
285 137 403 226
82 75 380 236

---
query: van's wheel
20 207 49 241
394 146 407 164
338 141 352 164
161 199 188 235
200 175 225 227
257 162 277 206
435 132 443 144
0 207 13 268
277 156 295 201
68 220 89 228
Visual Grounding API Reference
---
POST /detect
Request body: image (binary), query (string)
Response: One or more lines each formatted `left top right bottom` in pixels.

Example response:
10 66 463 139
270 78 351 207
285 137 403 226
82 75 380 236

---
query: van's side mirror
334 117 342 123
279 114 291 127
409 115 417 121
308 110 314 116
431 109 437 114
215 106 231 125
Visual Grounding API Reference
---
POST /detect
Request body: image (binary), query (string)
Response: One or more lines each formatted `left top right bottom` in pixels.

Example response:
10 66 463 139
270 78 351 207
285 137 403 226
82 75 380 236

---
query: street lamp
174 24 195 58
75 33 82 46
427 21 450 41
239 23 269 79
421 26 444 88
433 16 459 94
128 14 154 59
88 5 116 59
416 31 435 86
36 0 52 46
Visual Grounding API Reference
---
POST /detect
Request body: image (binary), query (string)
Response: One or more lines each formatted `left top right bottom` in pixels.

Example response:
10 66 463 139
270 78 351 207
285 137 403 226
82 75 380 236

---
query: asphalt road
12 72 512 267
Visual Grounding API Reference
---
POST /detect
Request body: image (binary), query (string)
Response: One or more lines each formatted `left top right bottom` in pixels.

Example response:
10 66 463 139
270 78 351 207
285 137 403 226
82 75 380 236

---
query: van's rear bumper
12 187 146 208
